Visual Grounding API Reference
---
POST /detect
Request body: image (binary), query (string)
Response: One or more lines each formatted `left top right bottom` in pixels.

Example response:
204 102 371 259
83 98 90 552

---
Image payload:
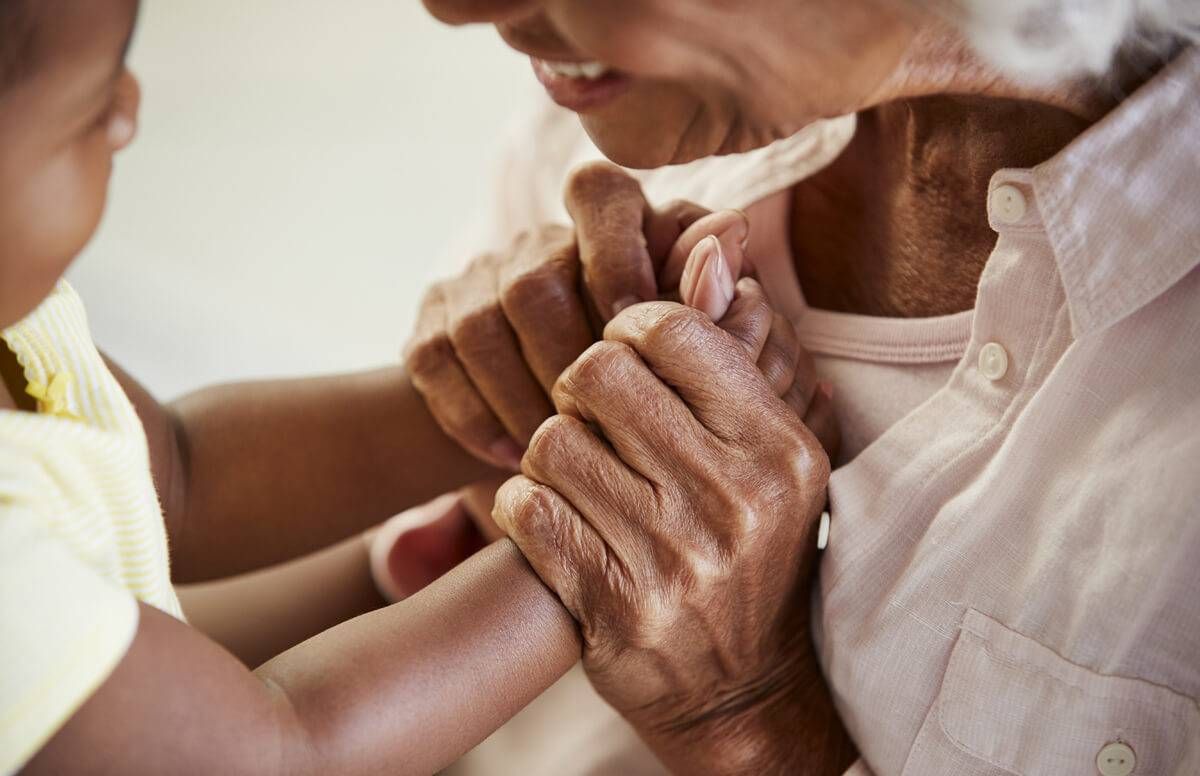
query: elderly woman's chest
812 264 1200 775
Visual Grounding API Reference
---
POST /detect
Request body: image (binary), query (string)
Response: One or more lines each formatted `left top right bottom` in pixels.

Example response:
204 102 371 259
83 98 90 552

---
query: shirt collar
1027 46 1200 338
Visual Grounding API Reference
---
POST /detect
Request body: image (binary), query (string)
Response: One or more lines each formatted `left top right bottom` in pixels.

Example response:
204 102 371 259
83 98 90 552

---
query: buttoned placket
821 168 1072 597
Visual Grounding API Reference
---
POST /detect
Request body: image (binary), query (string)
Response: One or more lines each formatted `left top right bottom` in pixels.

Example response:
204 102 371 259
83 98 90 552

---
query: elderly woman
13 0 1195 774
402 0 1200 774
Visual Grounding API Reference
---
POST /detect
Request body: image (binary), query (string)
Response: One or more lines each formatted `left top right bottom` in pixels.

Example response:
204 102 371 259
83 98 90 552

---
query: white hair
954 0 1199 82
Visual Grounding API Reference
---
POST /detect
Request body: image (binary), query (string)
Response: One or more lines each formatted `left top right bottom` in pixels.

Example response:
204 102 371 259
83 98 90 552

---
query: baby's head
0 0 140 328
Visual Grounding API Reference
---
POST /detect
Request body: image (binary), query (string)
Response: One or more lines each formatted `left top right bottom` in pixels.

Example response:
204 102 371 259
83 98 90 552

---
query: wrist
639 643 856 776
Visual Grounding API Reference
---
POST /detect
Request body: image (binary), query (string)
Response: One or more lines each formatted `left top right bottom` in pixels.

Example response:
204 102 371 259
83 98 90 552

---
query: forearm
30 541 580 776
170 366 501 581
260 540 581 774
178 533 386 668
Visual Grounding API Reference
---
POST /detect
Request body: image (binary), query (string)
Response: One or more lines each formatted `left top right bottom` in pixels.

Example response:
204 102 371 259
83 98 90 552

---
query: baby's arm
107 358 501 583
178 533 386 668
26 541 581 776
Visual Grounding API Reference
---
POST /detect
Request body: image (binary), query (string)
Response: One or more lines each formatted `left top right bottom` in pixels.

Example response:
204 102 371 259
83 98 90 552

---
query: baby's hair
0 0 39 92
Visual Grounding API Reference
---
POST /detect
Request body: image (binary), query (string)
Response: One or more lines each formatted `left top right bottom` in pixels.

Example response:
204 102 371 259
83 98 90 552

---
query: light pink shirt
451 47 1200 776
817 48 1200 775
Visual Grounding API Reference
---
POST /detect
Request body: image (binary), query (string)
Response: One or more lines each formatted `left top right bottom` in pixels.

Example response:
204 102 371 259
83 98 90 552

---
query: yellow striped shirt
0 282 181 774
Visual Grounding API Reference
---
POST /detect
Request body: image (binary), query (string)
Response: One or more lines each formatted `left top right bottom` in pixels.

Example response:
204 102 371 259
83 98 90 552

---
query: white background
70 1 534 398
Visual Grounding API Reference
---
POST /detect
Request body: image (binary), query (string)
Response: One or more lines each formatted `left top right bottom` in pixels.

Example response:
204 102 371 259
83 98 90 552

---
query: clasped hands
405 161 844 772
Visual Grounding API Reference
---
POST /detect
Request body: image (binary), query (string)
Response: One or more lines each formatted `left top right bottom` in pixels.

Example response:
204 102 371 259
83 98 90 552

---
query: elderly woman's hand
492 278 852 773
403 162 729 470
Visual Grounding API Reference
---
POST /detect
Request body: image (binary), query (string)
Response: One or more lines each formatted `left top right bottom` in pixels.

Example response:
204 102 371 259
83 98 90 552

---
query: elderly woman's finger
564 161 658 320
442 255 555 447
603 302 773 442
492 475 606 624
497 226 596 395
551 340 711 485
793 381 839 461
522 414 655 568
701 275 770 351
682 251 804 399
405 285 522 469
643 198 711 266
756 311 805 399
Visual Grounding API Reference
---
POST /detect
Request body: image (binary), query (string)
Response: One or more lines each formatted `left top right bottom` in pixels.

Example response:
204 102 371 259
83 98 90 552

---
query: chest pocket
900 609 1200 776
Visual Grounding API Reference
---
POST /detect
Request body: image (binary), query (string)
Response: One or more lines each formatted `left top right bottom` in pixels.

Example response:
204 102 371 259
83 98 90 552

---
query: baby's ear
659 209 749 295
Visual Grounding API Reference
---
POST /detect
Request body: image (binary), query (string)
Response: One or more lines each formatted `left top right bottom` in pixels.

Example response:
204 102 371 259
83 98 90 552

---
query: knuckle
404 332 454 380
780 425 831 490
710 485 767 542
759 335 800 392
524 414 582 479
629 591 677 649
637 304 709 354
415 281 445 312
498 477 556 539
564 160 637 204
554 341 636 402
447 304 508 361
660 537 728 597
500 252 578 315
464 252 495 274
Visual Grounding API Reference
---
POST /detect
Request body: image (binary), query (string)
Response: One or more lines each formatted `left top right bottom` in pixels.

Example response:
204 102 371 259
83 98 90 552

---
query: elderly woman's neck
783 30 1172 318
789 93 1091 317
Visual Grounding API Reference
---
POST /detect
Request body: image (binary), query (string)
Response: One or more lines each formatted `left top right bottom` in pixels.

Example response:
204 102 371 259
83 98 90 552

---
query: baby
0 1 784 773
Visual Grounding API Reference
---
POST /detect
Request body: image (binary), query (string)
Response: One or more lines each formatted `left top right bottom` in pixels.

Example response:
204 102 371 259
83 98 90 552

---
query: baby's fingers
680 236 809 399
661 209 750 292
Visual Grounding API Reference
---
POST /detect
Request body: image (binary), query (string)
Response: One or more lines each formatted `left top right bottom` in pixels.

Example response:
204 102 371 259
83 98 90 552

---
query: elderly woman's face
425 0 923 167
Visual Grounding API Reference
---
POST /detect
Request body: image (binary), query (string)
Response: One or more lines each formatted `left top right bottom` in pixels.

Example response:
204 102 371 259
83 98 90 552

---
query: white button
978 342 1009 381
1096 741 1136 776
816 511 830 550
990 184 1027 224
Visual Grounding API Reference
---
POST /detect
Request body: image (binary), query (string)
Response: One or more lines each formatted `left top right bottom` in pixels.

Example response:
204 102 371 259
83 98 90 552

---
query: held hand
403 162 723 471
384 211 825 600
492 240 845 773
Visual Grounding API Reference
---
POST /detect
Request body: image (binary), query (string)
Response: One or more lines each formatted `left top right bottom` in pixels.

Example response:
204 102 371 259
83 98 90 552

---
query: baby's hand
671 211 838 457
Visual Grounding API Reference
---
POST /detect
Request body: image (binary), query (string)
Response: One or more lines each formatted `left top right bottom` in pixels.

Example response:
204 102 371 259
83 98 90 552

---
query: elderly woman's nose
422 0 542 25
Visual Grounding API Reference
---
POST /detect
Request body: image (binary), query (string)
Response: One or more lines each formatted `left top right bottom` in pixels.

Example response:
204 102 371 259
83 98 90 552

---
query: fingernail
818 380 834 400
612 295 641 317
681 235 716 306
708 236 735 308
488 437 524 471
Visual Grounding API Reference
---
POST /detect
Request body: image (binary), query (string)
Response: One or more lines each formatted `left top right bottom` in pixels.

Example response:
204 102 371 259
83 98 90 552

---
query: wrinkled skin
402 159 850 772
406 161 757 470
493 290 842 770
409 1 1119 771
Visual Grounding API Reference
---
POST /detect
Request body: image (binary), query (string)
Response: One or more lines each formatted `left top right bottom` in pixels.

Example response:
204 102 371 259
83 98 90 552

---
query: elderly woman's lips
531 58 632 112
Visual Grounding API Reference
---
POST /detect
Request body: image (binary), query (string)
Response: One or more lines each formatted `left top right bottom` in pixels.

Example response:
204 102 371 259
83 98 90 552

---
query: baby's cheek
0 142 111 322
27 141 109 257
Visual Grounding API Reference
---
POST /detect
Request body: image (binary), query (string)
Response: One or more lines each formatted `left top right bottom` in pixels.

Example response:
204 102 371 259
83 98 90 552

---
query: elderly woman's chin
577 86 785 169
